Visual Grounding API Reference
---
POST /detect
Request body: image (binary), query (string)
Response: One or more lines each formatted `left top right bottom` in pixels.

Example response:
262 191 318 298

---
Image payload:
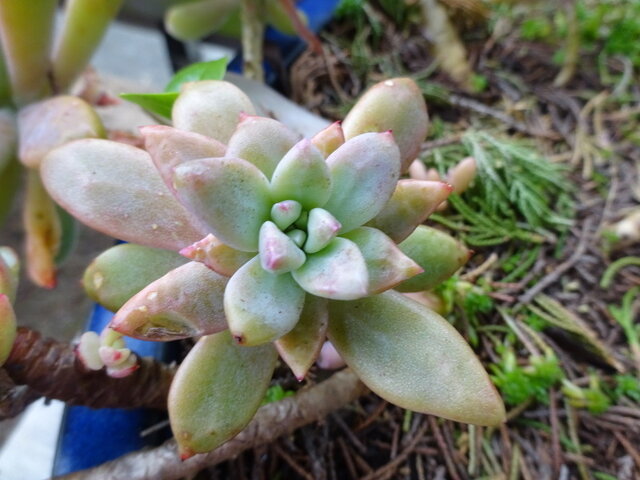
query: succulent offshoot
77 327 138 378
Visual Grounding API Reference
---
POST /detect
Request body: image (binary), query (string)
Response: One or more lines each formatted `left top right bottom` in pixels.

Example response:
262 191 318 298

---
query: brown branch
0 369 41 420
2 327 175 414
54 369 368 480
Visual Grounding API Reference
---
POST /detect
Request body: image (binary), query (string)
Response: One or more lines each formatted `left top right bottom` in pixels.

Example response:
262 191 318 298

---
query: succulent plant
41 77 505 458
165 0 306 42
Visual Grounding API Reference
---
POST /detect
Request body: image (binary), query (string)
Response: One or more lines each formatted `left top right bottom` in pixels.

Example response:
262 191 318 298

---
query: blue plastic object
52 304 177 475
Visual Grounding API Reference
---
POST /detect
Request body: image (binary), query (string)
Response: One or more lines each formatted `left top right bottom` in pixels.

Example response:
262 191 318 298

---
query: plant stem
2 327 175 418
241 0 266 82
0 37 12 107
0 0 57 106
52 0 125 93
54 369 367 480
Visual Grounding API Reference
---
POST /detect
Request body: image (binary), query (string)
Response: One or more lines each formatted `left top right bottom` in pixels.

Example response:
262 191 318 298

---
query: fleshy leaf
172 80 255 144
343 227 423 294
0 294 17 366
225 256 306 346
83 244 188 312
259 221 306 274
141 125 226 193
316 341 346 370
41 139 206 251
226 115 300 178
396 226 470 292
366 180 452 242
276 295 328 381
18 95 105 168
323 132 400 233
270 139 331 209
342 78 429 172
311 121 344 158
0 246 19 303
111 262 228 341
24 170 60 289
180 234 253 277
173 157 271 252
165 0 236 42
271 200 302 231
169 330 277 458
447 156 476 194
304 208 341 254
328 291 505 426
292 237 368 300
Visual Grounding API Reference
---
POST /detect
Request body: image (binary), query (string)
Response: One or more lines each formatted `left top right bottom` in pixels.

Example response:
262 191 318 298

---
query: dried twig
54 370 367 480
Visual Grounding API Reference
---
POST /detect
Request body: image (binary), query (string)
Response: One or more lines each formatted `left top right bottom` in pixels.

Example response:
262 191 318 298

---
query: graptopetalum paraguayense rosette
41 77 505 457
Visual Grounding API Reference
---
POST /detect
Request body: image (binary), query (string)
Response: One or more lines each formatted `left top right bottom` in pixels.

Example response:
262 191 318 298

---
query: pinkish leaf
323 132 401 233
172 80 255 144
111 262 228 341
226 115 300 178
18 95 104 168
225 256 306 346
343 227 423 294
173 157 271 252
140 125 226 193
311 121 344 158
180 233 253 277
276 295 328 381
41 139 206 251
292 237 368 300
303 208 341 254
270 200 303 231
259 221 306 274
366 180 452 242
342 78 429 172
328 291 505 426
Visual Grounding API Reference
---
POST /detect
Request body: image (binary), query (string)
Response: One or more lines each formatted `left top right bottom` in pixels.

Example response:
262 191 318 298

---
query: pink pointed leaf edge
110 262 228 341
323 132 401 233
328 291 506 426
342 226 423 294
366 179 452 243
41 139 207 251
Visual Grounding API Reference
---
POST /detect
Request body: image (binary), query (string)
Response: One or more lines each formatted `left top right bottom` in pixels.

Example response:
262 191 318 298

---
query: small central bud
304 208 342 254
259 221 306 274
271 200 302 230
